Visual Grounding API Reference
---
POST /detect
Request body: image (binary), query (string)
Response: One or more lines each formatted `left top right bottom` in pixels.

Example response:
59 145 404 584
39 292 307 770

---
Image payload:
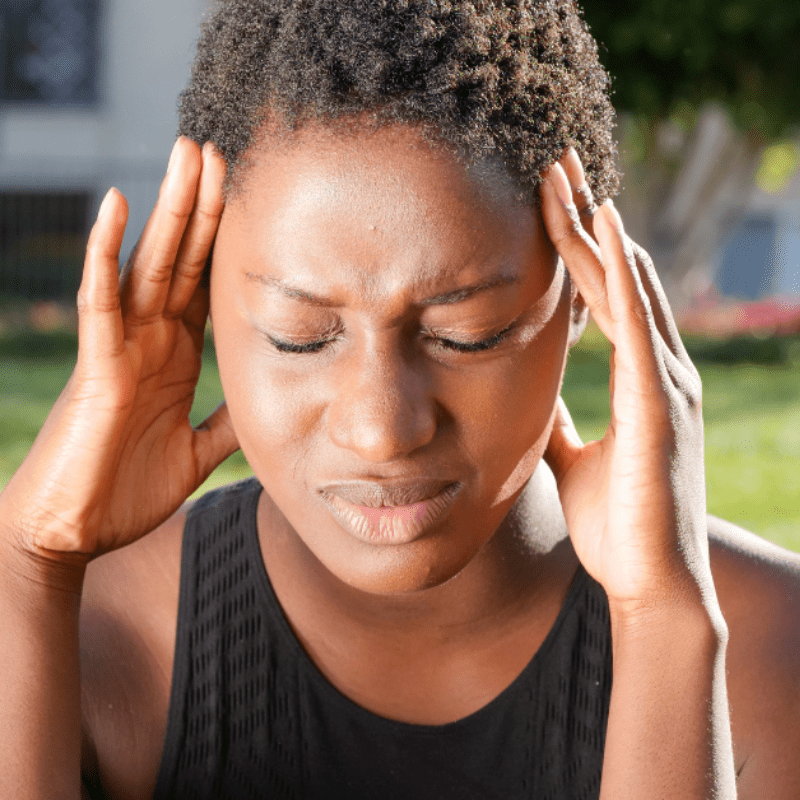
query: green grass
1 327 798 550
560 327 800 551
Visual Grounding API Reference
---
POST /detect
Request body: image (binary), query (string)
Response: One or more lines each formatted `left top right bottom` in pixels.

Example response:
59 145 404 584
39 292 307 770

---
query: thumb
193 402 240 481
543 396 583 486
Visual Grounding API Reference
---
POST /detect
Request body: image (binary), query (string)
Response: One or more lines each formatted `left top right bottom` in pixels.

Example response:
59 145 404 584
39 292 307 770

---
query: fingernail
98 188 114 220
167 137 182 174
548 162 573 208
603 199 623 232
565 146 586 181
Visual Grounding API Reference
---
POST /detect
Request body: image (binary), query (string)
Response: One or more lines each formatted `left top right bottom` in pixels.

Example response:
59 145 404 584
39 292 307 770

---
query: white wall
0 0 212 257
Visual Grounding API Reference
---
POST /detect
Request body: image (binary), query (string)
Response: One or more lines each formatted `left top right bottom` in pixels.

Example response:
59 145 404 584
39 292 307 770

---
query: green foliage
580 0 800 137
756 141 800 192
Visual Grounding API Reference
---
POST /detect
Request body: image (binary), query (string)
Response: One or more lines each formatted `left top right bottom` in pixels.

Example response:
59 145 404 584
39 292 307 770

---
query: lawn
1 326 798 551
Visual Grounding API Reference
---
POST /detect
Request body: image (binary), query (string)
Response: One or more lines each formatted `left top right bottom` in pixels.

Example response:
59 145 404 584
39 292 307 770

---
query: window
0 0 100 105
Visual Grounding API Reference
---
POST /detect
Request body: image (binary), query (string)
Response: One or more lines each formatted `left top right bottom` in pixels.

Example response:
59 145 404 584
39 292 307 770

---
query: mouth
318 479 462 545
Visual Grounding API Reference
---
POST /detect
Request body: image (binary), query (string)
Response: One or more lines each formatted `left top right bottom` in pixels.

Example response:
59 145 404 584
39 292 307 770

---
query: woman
1 1 798 798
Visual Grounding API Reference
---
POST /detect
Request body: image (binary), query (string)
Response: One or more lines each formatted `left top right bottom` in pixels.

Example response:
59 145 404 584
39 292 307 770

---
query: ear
567 270 589 348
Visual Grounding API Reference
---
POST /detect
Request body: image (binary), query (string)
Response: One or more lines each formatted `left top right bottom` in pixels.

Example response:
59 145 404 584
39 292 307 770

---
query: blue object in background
715 212 800 300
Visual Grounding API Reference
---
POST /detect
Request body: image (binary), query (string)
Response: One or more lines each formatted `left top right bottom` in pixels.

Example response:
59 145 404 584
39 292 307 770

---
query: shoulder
79 478 261 799
709 514 800 637
79 502 186 798
707 515 800 796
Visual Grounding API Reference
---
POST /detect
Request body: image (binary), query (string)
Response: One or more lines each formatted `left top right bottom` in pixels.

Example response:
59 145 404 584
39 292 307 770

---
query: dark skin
1 128 799 800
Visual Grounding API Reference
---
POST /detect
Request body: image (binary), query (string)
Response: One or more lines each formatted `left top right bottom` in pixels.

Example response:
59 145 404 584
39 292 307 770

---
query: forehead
217 123 549 297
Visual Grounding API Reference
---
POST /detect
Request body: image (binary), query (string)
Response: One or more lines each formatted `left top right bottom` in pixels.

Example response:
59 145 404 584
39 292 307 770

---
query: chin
324 534 481 596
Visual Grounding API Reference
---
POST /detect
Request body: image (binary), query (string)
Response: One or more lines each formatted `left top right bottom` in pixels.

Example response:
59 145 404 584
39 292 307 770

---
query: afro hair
178 0 619 204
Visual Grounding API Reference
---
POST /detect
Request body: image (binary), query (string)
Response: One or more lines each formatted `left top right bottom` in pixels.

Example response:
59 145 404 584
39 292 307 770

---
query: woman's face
211 123 575 594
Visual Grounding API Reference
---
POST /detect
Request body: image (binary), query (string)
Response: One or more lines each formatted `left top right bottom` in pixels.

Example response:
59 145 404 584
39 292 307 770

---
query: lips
319 479 461 544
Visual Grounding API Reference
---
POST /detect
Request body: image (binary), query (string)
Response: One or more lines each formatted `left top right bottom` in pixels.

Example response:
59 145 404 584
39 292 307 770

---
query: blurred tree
581 0 800 137
579 0 800 305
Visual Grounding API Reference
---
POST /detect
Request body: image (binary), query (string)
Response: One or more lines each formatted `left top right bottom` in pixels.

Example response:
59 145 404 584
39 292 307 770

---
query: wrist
608 589 728 654
605 554 725 635
0 486 91 591
0 529 88 599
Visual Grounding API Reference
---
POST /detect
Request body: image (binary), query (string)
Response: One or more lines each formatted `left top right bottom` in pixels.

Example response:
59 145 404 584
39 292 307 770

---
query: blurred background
0 0 798 548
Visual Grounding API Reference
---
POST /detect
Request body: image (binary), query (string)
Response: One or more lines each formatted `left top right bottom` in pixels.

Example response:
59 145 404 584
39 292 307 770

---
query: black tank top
153 478 613 800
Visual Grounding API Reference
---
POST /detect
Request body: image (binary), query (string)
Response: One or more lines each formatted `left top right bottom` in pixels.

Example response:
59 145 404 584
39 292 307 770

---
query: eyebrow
244 271 519 307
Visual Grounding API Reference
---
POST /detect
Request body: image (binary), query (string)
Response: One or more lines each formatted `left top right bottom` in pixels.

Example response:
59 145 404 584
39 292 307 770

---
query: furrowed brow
244 273 334 307
419 273 519 306
244 270 519 307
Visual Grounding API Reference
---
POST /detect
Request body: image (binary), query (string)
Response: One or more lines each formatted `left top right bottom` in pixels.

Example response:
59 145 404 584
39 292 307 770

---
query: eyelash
267 326 514 355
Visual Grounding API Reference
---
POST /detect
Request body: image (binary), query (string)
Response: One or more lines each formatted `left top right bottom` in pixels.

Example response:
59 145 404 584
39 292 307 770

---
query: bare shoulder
707 515 800 796
709 514 800 626
79 502 189 800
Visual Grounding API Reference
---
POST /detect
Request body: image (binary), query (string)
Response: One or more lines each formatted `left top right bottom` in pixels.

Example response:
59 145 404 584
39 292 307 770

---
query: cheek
210 314 322 487
218 351 322 477
445 298 570 479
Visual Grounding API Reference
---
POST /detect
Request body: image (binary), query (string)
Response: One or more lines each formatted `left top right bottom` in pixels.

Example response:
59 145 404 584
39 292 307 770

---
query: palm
2 139 238 560
541 152 709 611
77 316 208 550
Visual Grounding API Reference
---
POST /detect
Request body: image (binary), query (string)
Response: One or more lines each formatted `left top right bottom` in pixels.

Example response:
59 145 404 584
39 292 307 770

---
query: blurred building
0 0 209 300
617 106 800 336
1 3 799 337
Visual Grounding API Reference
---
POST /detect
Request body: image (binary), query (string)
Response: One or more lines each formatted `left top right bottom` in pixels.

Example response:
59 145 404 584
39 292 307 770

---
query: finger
164 142 226 319
193 402 240 482
543 396 584 487
594 202 662 381
562 147 598 238
178 280 211 363
629 242 692 364
77 189 129 364
541 162 613 339
120 137 203 324
562 150 691 365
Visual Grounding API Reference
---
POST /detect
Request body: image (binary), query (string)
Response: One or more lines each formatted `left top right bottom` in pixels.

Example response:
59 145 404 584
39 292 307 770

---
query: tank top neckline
238 477 590 735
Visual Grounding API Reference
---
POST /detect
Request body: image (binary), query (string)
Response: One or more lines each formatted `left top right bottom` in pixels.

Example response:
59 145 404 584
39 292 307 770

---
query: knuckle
575 183 596 216
194 202 223 225
174 255 207 282
683 371 703 410
85 240 113 262
549 208 586 248
76 287 121 316
620 299 653 335
163 203 192 226
154 195 192 226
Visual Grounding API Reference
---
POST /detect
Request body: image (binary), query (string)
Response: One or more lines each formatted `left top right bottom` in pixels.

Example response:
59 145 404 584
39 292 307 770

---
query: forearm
601 600 736 800
0 531 86 800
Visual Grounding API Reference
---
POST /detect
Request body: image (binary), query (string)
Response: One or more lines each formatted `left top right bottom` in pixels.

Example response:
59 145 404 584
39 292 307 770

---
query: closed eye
430 324 515 353
266 335 333 354
266 324 514 355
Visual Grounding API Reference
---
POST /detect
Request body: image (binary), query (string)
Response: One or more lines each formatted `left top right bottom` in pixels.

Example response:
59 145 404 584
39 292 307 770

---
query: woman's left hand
541 149 716 619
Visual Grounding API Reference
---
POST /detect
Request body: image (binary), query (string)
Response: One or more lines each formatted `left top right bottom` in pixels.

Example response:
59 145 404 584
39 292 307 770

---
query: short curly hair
178 0 619 205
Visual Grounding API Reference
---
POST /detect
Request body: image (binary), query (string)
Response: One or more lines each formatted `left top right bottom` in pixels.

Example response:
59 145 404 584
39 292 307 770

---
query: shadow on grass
683 333 800 367
0 329 78 360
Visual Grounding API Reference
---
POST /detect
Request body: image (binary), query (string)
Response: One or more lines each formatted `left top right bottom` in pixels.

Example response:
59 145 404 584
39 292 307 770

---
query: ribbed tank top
153 478 613 800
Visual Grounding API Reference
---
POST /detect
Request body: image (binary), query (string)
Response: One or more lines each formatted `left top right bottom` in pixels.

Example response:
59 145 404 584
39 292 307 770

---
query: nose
327 340 437 463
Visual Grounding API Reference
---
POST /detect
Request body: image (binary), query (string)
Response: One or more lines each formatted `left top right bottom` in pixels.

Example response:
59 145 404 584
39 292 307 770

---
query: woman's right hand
0 137 240 567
